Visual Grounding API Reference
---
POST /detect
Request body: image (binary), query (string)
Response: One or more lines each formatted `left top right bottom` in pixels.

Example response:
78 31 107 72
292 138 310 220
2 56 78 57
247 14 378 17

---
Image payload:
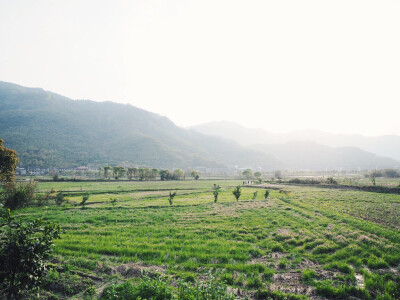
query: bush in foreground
0 209 61 299
1 181 37 210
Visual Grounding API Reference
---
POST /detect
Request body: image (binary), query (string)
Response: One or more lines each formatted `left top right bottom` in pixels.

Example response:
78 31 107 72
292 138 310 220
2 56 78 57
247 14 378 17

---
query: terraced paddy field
14 180 400 299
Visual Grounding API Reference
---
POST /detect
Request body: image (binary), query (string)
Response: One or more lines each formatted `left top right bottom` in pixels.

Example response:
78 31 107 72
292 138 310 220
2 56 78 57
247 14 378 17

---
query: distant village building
15 168 27 175
75 166 89 171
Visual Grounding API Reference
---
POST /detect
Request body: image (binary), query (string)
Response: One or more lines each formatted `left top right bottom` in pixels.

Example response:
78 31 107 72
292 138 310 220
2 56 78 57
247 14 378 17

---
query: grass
10 179 400 299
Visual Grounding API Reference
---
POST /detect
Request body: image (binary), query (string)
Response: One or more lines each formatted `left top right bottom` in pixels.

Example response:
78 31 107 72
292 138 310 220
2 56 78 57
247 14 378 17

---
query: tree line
98 166 200 181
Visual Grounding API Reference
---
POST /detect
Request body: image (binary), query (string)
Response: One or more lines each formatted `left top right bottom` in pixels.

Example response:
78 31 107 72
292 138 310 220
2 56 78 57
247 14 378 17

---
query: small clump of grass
301 269 316 284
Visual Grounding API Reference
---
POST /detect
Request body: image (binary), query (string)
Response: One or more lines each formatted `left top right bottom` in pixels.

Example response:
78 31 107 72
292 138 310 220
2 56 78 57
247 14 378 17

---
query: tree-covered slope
0 81 279 169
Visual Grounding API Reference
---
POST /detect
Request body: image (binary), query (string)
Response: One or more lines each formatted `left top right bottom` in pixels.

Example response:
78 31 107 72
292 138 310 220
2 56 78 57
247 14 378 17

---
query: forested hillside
0 81 278 169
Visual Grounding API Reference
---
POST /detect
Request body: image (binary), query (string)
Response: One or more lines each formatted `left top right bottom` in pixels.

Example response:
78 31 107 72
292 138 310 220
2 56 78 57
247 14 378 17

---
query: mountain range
191 121 400 161
0 81 398 171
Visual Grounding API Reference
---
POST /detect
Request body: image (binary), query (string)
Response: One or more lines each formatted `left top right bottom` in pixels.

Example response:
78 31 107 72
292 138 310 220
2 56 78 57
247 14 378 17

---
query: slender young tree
232 186 241 201
168 191 177 205
212 186 221 203
104 166 112 180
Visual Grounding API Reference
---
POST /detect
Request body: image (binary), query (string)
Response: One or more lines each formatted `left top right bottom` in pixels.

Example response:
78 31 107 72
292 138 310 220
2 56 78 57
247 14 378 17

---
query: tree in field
159 170 185 181
113 166 126 180
254 172 262 182
112 166 126 180
138 168 150 181
127 168 135 180
159 170 166 181
144 168 152 180
264 189 270 199
97 167 103 178
212 186 221 203
150 169 159 180
369 172 377 186
132 167 138 179
0 209 61 300
104 166 112 180
232 185 241 201
137 168 144 180
118 167 126 179
190 170 199 180
173 169 184 180
242 169 253 179
0 141 38 211
168 192 177 205
127 167 139 180
252 191 258 200
0 139 18 184
160 170 170 181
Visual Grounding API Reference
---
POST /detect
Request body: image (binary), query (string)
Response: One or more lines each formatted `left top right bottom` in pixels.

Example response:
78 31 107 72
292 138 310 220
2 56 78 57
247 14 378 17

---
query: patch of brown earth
250 252 287 265
270 272 314 296
97 262 166 278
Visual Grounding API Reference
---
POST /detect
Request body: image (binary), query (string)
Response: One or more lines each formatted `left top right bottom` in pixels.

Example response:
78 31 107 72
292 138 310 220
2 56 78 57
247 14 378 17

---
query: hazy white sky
1 0 400 136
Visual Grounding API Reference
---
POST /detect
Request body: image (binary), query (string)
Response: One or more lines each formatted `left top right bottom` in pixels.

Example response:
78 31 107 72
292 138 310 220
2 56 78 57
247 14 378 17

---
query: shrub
80 193 90 207
264 189 270 199
0 209 61 299
288 178 321 185
55 192 64 206
326 177 338 185
2 181 37 210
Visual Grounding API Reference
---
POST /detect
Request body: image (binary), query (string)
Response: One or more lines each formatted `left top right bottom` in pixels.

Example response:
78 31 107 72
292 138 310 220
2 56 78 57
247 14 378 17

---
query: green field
13 180 400 299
